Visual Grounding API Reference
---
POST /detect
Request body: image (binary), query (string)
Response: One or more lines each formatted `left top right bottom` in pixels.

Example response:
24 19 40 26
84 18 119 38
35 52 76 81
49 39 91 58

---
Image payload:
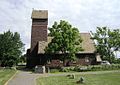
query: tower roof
31 10 48 19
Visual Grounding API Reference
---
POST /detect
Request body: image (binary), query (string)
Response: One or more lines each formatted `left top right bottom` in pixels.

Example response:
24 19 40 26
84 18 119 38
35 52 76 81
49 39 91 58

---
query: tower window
33 19 47 22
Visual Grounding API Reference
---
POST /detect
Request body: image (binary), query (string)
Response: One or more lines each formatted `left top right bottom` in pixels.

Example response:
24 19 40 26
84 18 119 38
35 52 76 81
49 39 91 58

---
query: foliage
90 64 120 71
54 64 120 72
19 54 26 63
0 30 24 67
45 20 83 66
50 69 60 73
114 58 120 64
60 67 75 72
73 65 91 72
91 27 120 63
109 29 120 51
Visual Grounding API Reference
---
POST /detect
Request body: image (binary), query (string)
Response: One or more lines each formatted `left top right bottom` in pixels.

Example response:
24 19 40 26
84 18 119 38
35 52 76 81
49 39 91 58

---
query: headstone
76 77 85 84
80 77 84 83
35 65 45 73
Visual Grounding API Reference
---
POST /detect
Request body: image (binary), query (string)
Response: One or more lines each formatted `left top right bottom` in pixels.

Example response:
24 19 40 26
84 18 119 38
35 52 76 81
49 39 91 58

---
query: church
26 10 101 68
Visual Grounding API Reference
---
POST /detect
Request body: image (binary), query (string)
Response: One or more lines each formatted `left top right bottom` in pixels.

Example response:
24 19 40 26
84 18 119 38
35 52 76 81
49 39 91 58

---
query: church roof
31 10 48 19
78 33 96 53
38 33 96 54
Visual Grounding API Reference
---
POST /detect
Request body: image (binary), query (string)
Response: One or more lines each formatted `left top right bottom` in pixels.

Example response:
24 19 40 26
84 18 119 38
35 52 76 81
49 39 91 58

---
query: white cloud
0 0 120 54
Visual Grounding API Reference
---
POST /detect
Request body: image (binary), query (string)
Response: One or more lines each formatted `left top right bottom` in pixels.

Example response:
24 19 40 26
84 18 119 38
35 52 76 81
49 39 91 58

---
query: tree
0 30 24 67
91 27 120 63
45 20 83 66
19 54 26 64
108 29 120 54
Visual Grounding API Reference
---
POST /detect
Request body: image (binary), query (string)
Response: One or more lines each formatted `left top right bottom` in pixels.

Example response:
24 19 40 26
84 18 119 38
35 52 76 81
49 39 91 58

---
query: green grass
37 71 120 85
0 68 16 85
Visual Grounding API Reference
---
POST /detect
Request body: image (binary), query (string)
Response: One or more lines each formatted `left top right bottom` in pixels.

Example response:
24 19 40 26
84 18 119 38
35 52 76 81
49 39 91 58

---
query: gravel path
7 71 45 85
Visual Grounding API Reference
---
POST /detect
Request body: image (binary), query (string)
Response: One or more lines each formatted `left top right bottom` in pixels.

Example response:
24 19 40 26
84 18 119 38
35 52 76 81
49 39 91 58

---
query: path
7 71 45 85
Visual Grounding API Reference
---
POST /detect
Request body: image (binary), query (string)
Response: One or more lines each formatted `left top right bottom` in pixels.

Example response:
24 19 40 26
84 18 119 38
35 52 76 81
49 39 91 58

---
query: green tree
45 20 83 66
19 54 26 64
91 27 120 63
108 29 120 53
0 30 24 67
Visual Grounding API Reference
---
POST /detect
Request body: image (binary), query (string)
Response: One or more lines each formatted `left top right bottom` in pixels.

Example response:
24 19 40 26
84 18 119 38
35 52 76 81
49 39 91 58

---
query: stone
35 65 45 73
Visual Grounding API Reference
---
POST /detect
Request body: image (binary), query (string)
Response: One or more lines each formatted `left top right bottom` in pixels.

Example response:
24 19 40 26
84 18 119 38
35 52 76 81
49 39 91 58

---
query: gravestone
35 65 45 73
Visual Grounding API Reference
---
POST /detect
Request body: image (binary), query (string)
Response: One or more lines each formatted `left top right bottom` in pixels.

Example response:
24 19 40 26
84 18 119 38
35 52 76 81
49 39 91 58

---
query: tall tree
91 27 120 63
45 20 83 66
0 30 24 67
109 29 120 52
108 29 120 59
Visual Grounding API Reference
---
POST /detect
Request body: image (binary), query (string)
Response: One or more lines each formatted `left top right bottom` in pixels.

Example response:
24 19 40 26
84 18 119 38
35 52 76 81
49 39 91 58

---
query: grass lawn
37 71 120 85
0 69 16 85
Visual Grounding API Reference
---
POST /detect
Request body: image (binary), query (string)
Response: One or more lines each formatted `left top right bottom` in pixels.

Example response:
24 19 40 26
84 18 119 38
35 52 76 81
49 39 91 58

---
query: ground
1 67 120 85
0 69 16 85
7 71 41 85
6 66 46 85
37 70 120 85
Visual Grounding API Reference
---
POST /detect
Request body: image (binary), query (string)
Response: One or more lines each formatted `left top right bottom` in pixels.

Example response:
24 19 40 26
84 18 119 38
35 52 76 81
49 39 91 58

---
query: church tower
31 10 48 52
26 10 48 68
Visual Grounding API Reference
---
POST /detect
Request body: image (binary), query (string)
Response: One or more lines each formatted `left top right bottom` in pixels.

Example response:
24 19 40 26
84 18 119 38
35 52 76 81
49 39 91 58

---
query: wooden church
26 10 101 68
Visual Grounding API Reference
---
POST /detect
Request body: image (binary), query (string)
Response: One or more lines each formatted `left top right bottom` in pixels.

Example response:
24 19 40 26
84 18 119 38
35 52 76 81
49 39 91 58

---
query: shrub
60 67 74 72
90 64 120 71
50 69 60 73
50 64 120 73
74 65 91 72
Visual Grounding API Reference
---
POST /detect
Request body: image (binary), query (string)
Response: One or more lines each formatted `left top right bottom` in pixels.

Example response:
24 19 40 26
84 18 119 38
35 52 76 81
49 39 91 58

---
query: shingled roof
78 33 96 53
38 33 96 54
31 10 48 19
38 37 52 53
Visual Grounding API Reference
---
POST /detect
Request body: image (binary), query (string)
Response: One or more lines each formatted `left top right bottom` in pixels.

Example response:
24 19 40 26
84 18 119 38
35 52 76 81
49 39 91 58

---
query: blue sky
0 0 120 54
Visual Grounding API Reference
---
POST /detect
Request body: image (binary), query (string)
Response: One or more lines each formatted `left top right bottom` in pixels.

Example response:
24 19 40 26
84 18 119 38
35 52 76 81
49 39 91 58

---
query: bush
60 66 91 72
50 64 120 73
90 64 120 71
50 69 60 73
60 67 74 72
74 65 91 72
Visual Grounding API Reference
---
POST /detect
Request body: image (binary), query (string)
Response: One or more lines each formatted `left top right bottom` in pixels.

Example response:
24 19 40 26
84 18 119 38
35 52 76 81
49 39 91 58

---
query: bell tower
31 10 48 52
